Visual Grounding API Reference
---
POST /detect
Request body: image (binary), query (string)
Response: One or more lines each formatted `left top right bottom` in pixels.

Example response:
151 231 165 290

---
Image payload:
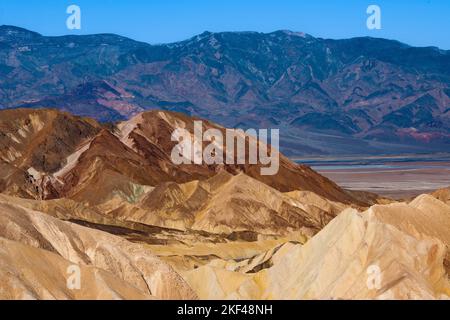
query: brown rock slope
45 129 169 203
0 109 101 198
0 109 101 172
0 109 368 207
118 110 365 204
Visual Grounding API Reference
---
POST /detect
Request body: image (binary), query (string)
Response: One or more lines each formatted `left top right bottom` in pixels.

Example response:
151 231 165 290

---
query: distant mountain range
1 25 449 156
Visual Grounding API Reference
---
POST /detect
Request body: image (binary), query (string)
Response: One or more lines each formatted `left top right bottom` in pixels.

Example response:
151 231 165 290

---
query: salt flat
302 155 450 199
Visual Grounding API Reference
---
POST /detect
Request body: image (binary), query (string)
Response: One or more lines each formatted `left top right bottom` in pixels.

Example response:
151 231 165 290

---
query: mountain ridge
4 25 449 51
0 108 368 205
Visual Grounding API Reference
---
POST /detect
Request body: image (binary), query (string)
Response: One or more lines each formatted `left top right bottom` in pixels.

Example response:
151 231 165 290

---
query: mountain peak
273 30 313 39
0 25 42 40
200 31 214 37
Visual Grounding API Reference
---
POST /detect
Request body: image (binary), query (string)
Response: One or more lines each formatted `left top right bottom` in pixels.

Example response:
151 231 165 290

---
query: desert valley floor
299 155 450 199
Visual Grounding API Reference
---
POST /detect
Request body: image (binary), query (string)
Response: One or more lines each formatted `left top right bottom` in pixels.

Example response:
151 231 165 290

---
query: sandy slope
0 237 153 300
0 198 196 300
184 202 450 299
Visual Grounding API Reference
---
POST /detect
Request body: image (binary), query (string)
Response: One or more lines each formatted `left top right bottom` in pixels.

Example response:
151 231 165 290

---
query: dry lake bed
295 153 450 199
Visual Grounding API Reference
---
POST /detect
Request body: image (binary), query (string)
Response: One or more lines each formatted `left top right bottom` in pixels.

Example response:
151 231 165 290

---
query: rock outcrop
184 206 450 299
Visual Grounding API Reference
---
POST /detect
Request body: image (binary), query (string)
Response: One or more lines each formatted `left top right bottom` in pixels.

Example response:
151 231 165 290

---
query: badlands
0 108 448 299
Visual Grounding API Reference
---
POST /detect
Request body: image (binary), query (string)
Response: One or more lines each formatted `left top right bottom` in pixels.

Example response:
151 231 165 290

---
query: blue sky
0 0 449 48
